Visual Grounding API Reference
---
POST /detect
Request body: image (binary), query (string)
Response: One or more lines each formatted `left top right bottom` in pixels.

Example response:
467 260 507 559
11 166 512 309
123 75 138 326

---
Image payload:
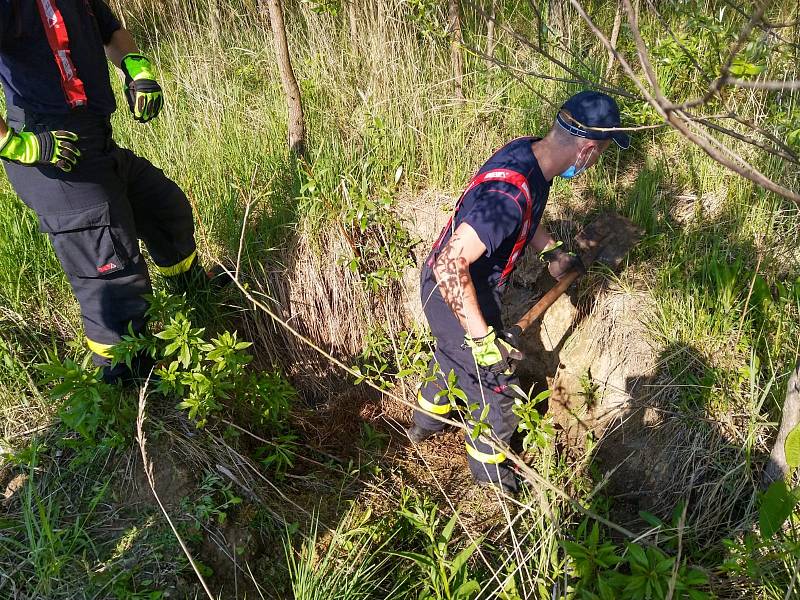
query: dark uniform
0 1 197 364
415 136 551 489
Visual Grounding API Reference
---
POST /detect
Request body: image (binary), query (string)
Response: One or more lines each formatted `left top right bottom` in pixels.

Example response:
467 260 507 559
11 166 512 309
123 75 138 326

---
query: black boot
99 352 157 387
406 424 440 443
474 465 519 496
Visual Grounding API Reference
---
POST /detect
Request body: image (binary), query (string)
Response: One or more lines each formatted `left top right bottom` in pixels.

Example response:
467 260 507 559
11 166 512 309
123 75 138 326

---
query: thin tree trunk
764 359 800 485
348 0 358 48
263 0 305 156
605 0 623 81
485 0 496 64
449 0 465 104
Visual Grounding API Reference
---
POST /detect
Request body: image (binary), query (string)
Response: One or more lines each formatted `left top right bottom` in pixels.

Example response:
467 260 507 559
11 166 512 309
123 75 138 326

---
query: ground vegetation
1 0 799 598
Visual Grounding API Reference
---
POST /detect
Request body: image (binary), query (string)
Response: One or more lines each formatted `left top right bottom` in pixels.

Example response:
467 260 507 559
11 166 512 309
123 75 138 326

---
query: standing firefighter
0 1 219 382
408 91 630 493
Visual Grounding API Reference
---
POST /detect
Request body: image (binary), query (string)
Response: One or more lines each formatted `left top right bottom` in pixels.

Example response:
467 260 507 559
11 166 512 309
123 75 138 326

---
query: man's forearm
105 29 140 68
530 224 557 254
432 247 490 339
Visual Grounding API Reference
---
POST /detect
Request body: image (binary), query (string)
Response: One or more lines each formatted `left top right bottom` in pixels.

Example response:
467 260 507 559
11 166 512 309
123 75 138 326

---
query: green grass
0 0 799 597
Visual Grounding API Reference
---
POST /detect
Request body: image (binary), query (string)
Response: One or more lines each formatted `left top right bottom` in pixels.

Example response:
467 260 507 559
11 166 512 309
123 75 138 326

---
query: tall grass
0 0 798 597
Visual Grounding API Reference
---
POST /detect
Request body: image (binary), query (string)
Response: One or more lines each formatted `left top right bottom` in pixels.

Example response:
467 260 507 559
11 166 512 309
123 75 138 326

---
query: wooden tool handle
515 269 581 332
513 239 607 335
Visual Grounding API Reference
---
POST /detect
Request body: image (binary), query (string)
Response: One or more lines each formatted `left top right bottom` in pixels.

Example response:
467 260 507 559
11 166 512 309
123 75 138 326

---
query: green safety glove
0 128 81 172
539 241 585 281
121 53 164 123
464 326 525 375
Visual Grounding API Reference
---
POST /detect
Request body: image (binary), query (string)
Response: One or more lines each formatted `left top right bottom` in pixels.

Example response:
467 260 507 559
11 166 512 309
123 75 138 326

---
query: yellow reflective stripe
417 391 450 415
156 250 197 277
86 338 114 359
465 442 507 465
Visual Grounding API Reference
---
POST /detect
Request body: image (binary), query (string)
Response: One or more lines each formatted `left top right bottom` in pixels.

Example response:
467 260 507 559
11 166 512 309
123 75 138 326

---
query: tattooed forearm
432 235 490 339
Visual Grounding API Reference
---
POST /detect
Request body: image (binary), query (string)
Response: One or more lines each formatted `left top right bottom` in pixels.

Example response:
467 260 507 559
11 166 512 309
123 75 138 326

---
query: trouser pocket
38 204 126 278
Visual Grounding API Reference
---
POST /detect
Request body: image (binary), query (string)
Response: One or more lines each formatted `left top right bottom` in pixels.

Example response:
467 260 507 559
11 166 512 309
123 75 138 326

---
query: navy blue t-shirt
0 0 121 117
432 136 551 295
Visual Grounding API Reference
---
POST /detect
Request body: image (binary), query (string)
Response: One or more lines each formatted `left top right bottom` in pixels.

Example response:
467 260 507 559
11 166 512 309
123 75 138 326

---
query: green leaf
450 536 483 577
454 580 481 599
452 388 468 402
442 511 458 543
728 58 765 77
785 422 800 469
759 480 800 539
560 540 587 560
638 511 663 529
532 389 552 403
626 543 648 568
391 551 437 570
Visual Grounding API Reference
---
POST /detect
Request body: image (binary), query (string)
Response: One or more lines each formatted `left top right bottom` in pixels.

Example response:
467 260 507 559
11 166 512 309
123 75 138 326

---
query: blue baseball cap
556 90 630 149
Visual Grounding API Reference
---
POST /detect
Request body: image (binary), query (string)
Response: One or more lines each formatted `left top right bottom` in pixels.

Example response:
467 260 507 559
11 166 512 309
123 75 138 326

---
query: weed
395 497 484 600
353 326 434 390
509 385 556 451
360 422 389 453
256 432 299 477
113 290 293 429
181 471 242 526
561 519 711 600
578 369 601 409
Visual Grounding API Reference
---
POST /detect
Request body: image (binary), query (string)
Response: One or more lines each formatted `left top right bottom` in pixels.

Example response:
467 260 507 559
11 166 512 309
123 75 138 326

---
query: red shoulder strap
428 168 533 287
36 0 88 108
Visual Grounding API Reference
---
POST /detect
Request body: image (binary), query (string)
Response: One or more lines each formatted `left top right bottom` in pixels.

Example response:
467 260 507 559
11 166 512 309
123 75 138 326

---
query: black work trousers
414 264 520 488
3 108 196 361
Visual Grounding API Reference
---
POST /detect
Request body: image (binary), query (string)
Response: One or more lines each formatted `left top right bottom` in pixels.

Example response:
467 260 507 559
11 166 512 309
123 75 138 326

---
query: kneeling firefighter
408 91 630 493
0 0 225 382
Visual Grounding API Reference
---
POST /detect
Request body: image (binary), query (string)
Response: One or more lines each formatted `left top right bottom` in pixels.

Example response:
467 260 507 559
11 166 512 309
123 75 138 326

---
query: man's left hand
465 327 525 375
121 53 164 123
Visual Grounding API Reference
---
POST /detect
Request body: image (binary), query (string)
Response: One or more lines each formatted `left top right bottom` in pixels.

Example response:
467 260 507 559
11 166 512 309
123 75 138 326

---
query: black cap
556 90 630 149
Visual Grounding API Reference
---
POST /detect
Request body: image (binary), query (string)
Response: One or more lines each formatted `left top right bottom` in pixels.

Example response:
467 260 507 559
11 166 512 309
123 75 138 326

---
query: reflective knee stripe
156 250 197 277
417 391 450 415
86 338 114 359
465 442 507 465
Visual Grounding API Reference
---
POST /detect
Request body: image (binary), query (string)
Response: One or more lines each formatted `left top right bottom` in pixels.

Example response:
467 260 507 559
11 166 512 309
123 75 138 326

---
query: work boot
99 353 158 388
406 424 439 444
205 263 234 290
474 466 519 496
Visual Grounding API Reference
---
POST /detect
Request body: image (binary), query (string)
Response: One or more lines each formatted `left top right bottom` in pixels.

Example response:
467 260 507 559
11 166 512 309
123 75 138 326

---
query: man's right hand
0 129 81 172
540 242 585 281
465 326 525 375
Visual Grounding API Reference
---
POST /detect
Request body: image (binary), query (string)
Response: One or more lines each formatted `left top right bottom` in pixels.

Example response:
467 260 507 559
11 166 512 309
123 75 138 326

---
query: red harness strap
428 168 533 287
35 0 88 109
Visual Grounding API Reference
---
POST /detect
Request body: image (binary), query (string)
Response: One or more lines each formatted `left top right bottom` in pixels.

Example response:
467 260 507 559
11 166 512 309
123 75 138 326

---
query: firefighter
0 1 221 382
408 91 631 493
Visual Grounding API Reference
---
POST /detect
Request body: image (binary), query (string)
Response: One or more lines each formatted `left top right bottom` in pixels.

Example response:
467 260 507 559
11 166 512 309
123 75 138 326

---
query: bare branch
465 0 640 99
692 115 800 165
462 43 638 102
621 0 667 103
571 0 800 203
719 0 800 47
567 0 664 110
669 110 800 203
643 0 713 84
726 78 800 90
